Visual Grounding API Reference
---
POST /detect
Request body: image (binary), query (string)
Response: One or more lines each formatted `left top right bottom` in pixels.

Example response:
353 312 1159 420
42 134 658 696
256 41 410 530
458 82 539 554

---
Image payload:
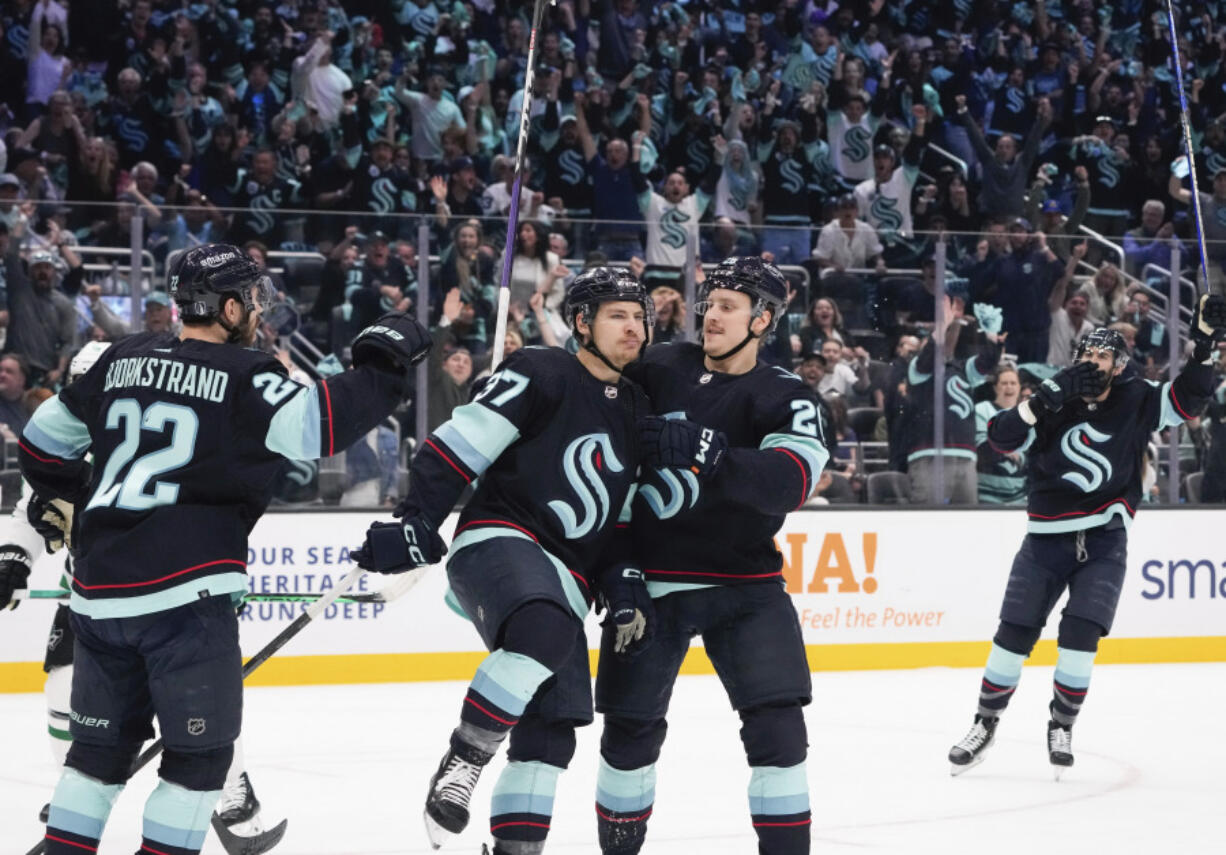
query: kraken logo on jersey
370 176 397 213
870 194 904 234
946 376 975 419
729 184 748 211
558 149 587 186
639 467 701 519
1059 422 1114 492
779 157 805 194
660 207 691 250
1206 150 1226 180
1098 155 1121 189
115 117 150 154
843 125 872 163
1005 86 1026 114
548 433 626 539
247 193 277 235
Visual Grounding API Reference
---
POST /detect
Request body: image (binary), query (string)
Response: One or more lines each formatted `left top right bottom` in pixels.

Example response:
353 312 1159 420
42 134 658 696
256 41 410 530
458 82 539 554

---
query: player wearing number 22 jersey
19 244 430 855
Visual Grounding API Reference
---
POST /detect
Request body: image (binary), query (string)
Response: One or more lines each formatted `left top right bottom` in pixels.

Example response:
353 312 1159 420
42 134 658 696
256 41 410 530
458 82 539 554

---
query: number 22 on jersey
86 398 199 512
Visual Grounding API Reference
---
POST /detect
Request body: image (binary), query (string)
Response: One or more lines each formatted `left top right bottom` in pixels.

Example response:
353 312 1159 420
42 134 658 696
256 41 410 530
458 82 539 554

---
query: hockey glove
350 312 432 376
599 564 654 656
1191 294 1226 363
354 514 447 574
28 493 73 553
639 416 727 478
1033 361 1107 414
0 546 31 610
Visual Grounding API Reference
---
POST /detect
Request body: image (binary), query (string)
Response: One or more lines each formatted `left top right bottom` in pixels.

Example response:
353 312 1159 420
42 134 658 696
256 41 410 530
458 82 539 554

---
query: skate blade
424 808 453 850
949 754 987 777
210 813 288 855
1051 761 1073 782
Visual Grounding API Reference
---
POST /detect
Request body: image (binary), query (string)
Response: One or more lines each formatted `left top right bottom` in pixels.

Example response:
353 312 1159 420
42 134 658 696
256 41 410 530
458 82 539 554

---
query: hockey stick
25 565 425 855
1163 0 1212 294
491 0 555 369
16 585 404 606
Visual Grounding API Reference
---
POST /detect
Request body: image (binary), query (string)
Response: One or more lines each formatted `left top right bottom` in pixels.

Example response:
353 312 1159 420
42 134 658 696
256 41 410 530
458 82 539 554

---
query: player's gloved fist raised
0 546 32 610
599 564 654 655
28 493 72 553
350 312 432 376
354 514 447 574
639 416 727 478
1033 361 1107 413
1191 294 1226 362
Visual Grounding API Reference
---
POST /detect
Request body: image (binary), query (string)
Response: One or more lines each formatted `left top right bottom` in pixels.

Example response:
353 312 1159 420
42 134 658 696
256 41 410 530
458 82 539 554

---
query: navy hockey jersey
401 346 649 613
988 362 1215 532
624 343 829 587
19 332 407 618
905 335 1001 463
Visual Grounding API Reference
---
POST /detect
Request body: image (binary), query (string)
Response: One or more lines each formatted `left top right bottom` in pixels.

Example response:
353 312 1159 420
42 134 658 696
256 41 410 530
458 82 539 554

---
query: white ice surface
2 664 1222 854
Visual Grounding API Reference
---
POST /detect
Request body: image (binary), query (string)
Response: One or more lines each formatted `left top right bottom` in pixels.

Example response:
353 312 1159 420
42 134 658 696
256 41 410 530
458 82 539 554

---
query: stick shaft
493 0 551 369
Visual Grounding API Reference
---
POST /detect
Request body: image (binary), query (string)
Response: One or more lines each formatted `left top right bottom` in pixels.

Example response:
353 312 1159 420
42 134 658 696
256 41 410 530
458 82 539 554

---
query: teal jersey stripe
48 768 123 838
596 759 656 812
646 580 713 599
471 649 553 716
265 385 321 460
984 643 1026 685
69 572 247 618
907 356 931 385
1157 380 1184 429
142 780 218 850
441 402 521 472
1054 647 1096 688
1027 503 1132 534
906 447 978 463
24 395 91 459
491 760 562 817
759 432 829 477
435 420 498 475
748 763 809 816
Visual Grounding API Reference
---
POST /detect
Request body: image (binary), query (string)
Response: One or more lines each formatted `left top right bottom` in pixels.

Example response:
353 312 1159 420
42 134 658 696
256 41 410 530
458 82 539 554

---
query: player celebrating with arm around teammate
19 243 430 855
948 295 1226 779
356 268 705 855
594 256 830 855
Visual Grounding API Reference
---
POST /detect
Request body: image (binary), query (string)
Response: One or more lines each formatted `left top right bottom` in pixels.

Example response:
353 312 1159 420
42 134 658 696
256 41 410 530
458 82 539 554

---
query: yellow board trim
4 636 1225 693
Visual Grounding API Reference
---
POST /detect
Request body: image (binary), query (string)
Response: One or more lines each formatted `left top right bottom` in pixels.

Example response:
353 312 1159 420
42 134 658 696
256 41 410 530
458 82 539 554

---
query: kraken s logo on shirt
1097 155 1121 189
870 194 904 234
779 157 805 194
728 184 748 212
1059 422 1114 492
370 176 397 213
247 194 277 235
639 467 700 519
116 117 150 153
686 138 712 173
946 376 974 419
660 207 691 250
548 433 625 538
843 125 872 164
558 149 586 186
1005 86 1026 113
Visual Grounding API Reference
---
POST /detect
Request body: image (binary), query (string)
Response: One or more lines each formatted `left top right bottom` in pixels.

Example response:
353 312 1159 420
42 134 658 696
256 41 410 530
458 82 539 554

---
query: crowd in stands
1 0 1225 507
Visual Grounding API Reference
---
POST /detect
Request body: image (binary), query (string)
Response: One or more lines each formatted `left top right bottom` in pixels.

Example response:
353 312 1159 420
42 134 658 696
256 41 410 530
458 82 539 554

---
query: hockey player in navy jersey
19 243 430 855
948 295 1226 779
594 256 830 855
355 268 710 854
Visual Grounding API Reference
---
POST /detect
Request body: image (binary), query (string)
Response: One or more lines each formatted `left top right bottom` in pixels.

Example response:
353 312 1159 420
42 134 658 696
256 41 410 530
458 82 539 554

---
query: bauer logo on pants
187 718 207 736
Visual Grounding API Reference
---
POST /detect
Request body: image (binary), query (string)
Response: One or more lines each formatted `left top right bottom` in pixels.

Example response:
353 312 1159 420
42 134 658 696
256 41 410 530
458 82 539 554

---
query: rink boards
2 508 1224 692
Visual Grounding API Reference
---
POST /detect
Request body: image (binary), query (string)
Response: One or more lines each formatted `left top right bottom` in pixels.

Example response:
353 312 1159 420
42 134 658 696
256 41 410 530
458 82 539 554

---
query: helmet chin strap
706 329 759 362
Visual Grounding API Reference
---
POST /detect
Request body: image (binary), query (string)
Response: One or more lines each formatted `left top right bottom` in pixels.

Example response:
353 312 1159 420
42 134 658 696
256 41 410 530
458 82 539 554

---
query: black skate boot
210 772 289 855
1047 718 1074 780
949 715 997 776
39 802 49 823
424 739 494 849
597 806 650 854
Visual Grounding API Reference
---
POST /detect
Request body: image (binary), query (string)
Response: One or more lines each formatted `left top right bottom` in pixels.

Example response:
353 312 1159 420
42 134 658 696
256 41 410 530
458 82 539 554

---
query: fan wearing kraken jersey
594 257 829 855
755 106 831 264
854 105 928 265
356 269 694 855
948 300 1226 779
347 138 423 235
630 131 718 288
20 244 430 855
228 149 303 247
826 68 891 189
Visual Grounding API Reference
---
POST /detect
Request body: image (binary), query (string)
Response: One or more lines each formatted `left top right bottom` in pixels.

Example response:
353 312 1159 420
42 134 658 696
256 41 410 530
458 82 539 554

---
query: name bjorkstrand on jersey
103 356 230 402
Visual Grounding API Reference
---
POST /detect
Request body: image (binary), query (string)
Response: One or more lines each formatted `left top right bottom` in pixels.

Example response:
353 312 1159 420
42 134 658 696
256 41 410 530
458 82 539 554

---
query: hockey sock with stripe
456 649 554 756
977 643 1026 719
748 763 811 855
1051 647 1095 727
595 758 655 854
44 767 124 854
138 779 222 855
489 760 562 853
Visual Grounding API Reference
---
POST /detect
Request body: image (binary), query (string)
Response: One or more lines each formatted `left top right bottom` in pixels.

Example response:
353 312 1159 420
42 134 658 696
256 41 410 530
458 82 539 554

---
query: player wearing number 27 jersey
19 244 430 855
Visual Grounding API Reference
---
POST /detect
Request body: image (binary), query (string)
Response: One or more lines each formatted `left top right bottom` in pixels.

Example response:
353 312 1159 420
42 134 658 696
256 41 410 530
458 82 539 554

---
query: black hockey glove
353 514 447 574
1191 294 1226 363
27 493 72 553
0 546 32 610
638 416 727 478
599 564 654 656
1033 361 1107 414
350 312 432 376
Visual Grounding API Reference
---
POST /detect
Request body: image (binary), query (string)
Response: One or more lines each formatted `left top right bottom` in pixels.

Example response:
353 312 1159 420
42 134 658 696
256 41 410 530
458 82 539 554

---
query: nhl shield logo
47 628 63 652
604 385 618 399
699 373 713 384
187 718 207 736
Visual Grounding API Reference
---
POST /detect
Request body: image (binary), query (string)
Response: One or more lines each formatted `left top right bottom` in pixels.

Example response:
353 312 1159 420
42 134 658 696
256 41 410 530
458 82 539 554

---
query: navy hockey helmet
563 266 655 337
169 243 274 324
1075 327 1129 368
697 255 789 335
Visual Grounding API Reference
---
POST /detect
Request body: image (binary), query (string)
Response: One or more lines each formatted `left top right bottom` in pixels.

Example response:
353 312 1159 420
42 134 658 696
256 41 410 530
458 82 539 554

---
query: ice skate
1047 719 1074 780
210 772 288 854
949 715 997 776
424 742 492 849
